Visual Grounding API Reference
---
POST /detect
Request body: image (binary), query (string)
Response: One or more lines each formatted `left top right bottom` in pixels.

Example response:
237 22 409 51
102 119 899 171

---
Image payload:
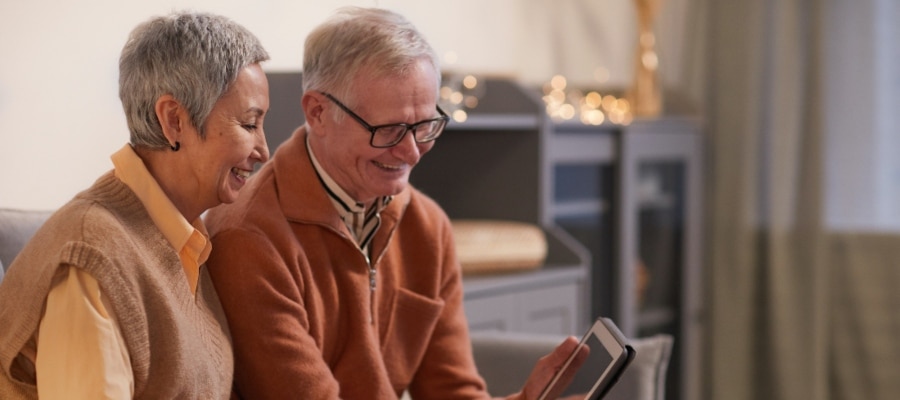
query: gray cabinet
414 76 705 400
547 117 704 400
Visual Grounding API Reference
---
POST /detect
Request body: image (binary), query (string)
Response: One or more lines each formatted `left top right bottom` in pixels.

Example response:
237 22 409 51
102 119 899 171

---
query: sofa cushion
605 333 673 400
0 208 54 272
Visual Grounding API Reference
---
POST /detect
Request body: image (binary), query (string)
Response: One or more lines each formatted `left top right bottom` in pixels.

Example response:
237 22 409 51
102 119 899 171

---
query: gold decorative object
627 0 663 117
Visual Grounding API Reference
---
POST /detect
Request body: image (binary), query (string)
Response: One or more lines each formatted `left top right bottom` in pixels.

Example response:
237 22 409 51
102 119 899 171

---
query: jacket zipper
364 251 376 325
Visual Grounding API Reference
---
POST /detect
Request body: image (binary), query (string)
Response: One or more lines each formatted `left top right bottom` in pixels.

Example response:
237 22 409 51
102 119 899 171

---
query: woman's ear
155 94 185 147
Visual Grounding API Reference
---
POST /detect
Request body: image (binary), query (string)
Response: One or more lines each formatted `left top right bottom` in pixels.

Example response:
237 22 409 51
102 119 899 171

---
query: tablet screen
560 334 614 397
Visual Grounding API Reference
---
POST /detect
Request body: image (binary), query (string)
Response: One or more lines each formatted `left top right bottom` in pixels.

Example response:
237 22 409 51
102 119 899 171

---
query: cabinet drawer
517 284 580 335
463 282 581 336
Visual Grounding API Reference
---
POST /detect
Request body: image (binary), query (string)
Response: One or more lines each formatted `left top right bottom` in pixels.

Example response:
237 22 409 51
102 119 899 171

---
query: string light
437 64 631 126
542 74 633 126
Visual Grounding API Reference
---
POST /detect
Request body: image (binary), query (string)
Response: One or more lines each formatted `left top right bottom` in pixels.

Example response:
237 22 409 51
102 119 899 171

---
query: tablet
537 317 635 400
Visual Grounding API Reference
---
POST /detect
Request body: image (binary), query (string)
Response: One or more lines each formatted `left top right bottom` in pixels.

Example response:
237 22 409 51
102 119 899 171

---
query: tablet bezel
537 317 632 400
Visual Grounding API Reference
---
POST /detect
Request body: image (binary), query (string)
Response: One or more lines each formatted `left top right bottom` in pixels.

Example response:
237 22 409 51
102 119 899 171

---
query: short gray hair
119 11 269 148
302 7 440 110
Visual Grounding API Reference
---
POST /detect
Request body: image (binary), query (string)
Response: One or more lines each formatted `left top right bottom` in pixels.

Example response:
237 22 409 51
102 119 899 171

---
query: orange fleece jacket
205 127 491 399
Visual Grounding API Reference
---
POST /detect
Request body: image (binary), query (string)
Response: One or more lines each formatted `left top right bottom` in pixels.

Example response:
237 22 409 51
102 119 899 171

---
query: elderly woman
0 11 269 399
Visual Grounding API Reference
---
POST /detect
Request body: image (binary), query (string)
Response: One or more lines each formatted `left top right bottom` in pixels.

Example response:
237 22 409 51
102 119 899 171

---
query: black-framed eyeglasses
320 91 449 148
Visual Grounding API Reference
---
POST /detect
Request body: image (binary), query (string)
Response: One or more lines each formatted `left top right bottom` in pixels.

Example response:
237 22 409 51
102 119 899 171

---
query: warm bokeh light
452 109 468 122
642 51 659 70
585 91 602 108
558 104 576 120
550 75 567 91
440 86 454 100
540 75 632 126
462 75 478 90
609 111 624 125
602 95 618 112
546 89 566 105
449 91 464 104
583 109 605 125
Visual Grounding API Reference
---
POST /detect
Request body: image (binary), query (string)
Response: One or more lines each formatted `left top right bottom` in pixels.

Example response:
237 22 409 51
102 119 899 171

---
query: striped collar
306 135 392 251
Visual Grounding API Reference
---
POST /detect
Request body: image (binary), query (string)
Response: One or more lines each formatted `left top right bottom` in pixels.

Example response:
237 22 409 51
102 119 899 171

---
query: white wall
0 0 669 210
824 0 900 230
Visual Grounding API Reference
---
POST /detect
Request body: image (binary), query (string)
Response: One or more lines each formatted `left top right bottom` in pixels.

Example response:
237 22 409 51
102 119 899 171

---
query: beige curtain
703 1 900 399
705 0 829 398
829 233 900 399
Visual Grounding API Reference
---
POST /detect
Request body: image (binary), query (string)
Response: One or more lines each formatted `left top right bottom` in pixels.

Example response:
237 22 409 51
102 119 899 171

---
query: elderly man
205 7 580 399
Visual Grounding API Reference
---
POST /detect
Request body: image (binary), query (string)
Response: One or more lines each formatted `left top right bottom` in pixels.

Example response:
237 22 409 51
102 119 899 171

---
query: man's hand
509 336 590 400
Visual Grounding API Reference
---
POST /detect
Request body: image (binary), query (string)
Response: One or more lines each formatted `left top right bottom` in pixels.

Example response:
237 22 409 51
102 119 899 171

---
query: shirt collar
111 144 211 290
306 135 392 248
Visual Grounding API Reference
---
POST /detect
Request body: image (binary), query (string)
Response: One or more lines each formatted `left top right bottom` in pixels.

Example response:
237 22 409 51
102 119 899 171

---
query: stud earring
170 141 180 152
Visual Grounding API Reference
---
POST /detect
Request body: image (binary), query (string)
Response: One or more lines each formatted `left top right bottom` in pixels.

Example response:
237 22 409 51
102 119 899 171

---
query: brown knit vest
0 172 233 399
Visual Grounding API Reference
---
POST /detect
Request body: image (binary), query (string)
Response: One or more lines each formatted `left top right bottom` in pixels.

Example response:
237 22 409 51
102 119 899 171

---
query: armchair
470 330 674 400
